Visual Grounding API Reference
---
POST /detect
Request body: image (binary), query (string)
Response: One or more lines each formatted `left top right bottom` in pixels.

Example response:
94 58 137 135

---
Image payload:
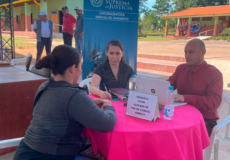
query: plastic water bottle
129 75 136 91
164 86 175 120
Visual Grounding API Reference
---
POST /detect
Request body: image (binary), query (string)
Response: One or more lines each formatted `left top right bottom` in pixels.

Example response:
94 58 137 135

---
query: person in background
73 6 83 57
219 24 222 34
33 10 54 61
90 40 135 99
13 45 117 160
168 38 223 137
62 6 76 46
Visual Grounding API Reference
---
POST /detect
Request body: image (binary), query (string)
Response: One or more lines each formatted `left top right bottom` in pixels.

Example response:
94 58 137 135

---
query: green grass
2 31 178 48
138 36 174 41
3 36 36 48
138 32 176 41
2 36 68 48
53 38 64 42
142 32 176 36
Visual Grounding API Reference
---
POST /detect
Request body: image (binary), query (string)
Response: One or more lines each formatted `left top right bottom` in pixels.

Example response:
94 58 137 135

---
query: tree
139 0 149 16
138 0 149 34
172 0 229 12
152 0 172 29
0 0 17 5
142 10 158 30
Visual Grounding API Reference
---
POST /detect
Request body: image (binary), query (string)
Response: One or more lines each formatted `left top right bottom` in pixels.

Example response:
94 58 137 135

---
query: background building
0 0 83 36
163 5 230 38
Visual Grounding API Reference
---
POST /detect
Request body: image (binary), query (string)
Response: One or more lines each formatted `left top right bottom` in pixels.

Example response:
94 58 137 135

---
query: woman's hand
93 99 113 110
93 99 104 108
101 101 113 110
100 91 112 99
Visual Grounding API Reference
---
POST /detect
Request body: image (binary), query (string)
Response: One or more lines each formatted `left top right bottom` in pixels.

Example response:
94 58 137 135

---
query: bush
146 29 154 33
227 36 230 40
220 28 230 36
222 36 227 40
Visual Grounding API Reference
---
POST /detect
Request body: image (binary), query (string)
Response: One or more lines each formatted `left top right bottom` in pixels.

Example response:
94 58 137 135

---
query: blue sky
146 0 156 9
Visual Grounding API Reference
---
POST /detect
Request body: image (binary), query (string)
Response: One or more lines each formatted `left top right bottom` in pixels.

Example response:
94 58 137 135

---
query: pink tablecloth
84 95 210 160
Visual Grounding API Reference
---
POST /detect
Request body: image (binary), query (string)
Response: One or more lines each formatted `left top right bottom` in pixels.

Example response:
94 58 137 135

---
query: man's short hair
62 6 68 10
187 38 206 50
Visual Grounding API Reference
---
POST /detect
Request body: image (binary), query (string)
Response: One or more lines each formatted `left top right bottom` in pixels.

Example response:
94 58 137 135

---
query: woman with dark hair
90 40 135 99
13 45 117 160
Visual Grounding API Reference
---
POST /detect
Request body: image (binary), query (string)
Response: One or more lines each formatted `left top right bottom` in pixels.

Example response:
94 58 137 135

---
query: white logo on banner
91 0 103 7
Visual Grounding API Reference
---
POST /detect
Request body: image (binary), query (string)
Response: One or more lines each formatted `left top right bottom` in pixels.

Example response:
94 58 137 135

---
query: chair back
31 66 51 78
0 137 23 149
217 94 230 117
203 93 230 160
10 53 32 66
79 78 92 94
25 53 32 71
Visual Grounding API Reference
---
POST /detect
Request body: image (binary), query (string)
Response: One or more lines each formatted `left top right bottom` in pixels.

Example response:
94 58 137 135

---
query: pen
103 83 108 92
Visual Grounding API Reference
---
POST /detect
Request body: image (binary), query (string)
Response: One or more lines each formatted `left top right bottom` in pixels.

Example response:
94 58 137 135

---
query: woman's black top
94 61 135 90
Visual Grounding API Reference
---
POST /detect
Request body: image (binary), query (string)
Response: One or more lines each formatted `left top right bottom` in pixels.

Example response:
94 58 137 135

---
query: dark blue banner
83 0 139 79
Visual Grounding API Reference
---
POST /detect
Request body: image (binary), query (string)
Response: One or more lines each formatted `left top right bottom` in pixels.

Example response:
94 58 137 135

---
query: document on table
174 102 187 107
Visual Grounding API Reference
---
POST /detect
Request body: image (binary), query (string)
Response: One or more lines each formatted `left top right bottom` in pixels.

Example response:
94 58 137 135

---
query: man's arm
78 18 83 38
52 22 55 33
71 14 77 23
78 31 83 38
183 72 223 111
33 21 37 33
167 66 179 90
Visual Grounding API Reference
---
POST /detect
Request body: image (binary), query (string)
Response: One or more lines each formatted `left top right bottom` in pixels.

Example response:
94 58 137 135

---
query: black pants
205 119 217 137
13 139 75 160
36 38 51 61
63 32 73 46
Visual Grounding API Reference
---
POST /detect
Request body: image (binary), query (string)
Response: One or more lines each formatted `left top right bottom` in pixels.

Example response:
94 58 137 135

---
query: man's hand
70 30 75 34
174 94 185 102
78 32 83 38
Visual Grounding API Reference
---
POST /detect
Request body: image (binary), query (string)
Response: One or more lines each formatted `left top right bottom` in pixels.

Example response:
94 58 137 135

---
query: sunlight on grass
138 36 174 41
2 31 178 49
3 36 36 48
138 32 176 41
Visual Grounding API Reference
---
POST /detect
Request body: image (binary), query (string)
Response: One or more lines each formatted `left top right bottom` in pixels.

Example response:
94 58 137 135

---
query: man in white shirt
33 10 55 61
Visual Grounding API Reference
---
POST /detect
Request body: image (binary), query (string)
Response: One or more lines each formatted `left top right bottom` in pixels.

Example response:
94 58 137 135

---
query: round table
84 95 210 160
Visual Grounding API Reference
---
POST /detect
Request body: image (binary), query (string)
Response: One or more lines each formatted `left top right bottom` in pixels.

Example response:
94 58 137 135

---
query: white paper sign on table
126 91 160 121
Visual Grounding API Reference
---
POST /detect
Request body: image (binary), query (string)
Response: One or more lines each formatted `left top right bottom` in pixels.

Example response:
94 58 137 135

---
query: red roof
164 5 230 18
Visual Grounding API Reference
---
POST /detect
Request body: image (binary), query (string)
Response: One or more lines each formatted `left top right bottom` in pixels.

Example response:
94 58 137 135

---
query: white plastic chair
203 93 230 160
10 53 32 71
79 78 92 89
30 66 51 78
79 78 92 94
0 137 23 149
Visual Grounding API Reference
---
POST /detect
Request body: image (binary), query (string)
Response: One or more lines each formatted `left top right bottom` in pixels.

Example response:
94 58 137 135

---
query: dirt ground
138 40 230 61
14 39 230 90
16 39 230 61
